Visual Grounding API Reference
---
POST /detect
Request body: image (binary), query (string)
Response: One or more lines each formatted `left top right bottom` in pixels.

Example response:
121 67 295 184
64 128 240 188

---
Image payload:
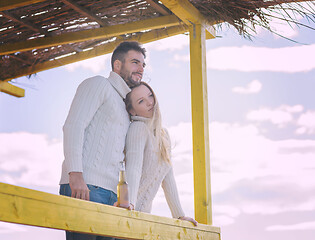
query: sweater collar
131 115 152 124
107 71 131 99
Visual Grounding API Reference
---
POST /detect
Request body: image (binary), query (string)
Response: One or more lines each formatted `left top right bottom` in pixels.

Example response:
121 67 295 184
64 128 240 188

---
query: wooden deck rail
0 182 221 239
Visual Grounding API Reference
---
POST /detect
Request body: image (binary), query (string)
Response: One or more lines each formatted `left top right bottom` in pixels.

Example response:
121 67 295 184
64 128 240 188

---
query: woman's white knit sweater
60 72 130 194
125 116 185 218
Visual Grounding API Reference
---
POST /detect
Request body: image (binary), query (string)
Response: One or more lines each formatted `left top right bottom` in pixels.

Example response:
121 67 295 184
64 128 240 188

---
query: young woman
124 82 197 226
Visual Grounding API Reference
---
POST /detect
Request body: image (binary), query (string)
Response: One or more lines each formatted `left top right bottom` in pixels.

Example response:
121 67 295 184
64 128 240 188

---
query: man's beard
124 74 140 88
120 68 141 87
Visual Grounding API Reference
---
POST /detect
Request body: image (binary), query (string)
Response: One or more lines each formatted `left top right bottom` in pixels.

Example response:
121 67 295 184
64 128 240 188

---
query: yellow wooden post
189 23 212 225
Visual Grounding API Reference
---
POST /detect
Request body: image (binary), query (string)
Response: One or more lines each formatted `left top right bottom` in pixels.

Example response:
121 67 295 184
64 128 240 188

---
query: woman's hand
113 202 134 210
178 216 198 226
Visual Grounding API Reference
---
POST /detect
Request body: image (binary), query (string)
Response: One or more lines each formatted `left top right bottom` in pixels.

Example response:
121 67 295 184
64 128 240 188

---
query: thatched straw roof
0 0 314 82
192 0 315 38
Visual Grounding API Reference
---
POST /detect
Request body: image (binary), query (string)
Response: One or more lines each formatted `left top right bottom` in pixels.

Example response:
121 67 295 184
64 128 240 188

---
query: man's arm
63 76 109 200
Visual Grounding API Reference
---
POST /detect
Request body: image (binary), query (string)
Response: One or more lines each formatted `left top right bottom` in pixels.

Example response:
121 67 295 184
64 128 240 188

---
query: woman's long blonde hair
125 82 171 164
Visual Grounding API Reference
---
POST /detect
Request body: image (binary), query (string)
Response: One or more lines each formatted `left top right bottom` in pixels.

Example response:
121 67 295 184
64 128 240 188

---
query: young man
59 41 146 240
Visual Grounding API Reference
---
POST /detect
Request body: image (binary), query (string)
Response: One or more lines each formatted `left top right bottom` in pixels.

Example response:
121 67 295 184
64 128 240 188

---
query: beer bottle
117 161 130 208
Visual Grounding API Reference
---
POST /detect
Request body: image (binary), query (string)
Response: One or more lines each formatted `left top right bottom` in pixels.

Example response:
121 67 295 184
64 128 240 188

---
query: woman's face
129 84 155 118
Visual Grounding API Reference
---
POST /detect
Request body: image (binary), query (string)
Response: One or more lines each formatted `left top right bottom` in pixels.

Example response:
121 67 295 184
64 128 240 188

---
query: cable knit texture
125 116 185 218
60 72 131 194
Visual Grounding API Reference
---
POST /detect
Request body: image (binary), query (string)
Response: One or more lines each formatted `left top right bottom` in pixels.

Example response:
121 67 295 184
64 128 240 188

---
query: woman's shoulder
126 121 150 144
130 119 147 127
128 120 149 134
162 128 171 142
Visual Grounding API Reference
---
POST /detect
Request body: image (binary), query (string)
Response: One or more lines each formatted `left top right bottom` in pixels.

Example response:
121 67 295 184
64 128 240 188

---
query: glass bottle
117 161 130 208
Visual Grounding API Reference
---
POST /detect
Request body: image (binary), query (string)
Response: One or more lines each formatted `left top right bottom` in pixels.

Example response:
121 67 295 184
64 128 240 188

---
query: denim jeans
59 184 118 240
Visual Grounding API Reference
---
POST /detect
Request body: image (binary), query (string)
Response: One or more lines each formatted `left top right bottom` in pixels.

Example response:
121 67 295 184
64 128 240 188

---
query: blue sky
0 14 315 240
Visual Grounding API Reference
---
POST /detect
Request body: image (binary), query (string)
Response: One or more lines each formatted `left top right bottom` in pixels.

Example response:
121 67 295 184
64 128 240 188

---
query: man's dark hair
111 41 146 70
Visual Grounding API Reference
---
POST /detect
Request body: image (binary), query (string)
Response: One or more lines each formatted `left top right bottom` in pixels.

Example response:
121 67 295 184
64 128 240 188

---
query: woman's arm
161 128 197 225
125 122 148 206
162 168 197 226
161 167 185 218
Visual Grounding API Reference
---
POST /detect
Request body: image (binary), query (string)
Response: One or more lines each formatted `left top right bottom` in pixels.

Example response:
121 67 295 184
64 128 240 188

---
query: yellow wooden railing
0 182 220 239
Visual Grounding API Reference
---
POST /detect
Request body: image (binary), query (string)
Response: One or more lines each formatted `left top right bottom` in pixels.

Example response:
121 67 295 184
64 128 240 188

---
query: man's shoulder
82 75 109 85
77 75 112 92
70 75 114 104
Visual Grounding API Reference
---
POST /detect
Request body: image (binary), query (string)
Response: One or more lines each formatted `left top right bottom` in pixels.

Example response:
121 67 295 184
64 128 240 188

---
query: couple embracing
59 41 197 240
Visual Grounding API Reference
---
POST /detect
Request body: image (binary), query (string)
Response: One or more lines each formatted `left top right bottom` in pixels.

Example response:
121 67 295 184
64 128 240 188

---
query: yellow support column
189 23 212 225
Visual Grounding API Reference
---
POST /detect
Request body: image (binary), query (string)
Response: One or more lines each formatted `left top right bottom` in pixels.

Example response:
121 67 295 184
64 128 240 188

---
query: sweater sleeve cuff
66 157 83 173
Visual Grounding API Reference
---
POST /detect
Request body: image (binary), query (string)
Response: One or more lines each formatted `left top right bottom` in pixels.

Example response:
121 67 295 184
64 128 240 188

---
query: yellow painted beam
189 24 212 225
160 0 216 39
0 182 220 239
0 81 25 97
0 15 182 55
2 25 188 82
0 0 45 11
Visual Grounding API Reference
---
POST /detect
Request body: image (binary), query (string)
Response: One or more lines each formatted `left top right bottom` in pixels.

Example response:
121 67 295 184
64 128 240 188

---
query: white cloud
232 80 262 94
206 44 315 72
246 105 304 127
0 222 26 234
145 34 189 52
0 222 63 239
268 2 315 40
213 215 235 226
220 5 309 40
250 18 299 40
296 110 315 135
157 121 315 225
209 122 315 215
266 221 315 231
259 5 303 39
214 205 241 219
247 108 292 126
64 54 110 73
246 105 315 134
270 21 299 39
0 132 63 188
241 196 315 215
174 54 190 62
282 105 305 113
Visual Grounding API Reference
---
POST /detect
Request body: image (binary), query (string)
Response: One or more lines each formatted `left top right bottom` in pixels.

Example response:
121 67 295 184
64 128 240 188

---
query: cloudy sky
1 12 315 240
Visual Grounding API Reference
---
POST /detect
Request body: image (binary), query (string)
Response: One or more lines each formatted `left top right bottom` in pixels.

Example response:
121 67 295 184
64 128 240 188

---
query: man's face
118 50 145 87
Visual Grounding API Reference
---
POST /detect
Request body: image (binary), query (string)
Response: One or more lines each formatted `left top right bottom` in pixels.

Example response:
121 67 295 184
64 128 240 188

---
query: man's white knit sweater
125 116 185 218
60 72 130 194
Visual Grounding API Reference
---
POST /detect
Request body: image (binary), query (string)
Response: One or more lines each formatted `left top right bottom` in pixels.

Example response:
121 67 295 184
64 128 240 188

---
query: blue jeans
59 184 118 240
